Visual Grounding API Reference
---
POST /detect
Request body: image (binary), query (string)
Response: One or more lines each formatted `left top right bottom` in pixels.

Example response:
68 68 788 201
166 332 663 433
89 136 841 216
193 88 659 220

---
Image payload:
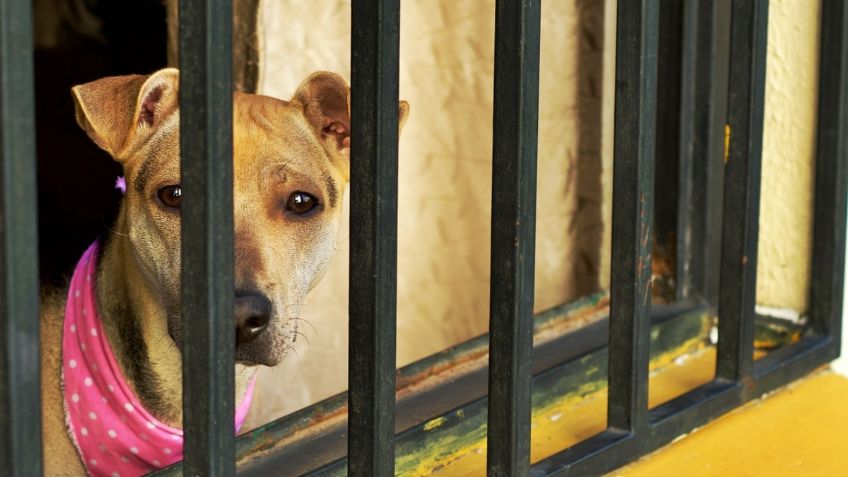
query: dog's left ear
292 72 410 159
72 68 180 163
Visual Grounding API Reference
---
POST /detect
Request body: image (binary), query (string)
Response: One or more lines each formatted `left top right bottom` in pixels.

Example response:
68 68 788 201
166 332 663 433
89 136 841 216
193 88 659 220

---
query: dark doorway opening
34 0 168 283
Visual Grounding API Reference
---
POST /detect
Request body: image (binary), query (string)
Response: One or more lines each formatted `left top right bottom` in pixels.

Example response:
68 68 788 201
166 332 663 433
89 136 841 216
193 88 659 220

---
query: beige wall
253 0 607 421
756 0 821 313
595 0 822 309
250 0 823 423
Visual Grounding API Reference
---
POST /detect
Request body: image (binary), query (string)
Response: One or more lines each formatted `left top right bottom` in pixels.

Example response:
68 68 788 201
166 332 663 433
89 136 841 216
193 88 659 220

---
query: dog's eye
285 191 318 216
157 185 182 209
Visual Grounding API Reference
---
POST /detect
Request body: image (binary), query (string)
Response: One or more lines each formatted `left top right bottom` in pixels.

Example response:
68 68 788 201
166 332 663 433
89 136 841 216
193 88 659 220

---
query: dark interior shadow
34 0 167 285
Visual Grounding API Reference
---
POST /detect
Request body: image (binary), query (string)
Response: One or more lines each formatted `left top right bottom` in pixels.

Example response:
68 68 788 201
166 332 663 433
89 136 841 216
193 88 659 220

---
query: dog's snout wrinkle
235 292 272 346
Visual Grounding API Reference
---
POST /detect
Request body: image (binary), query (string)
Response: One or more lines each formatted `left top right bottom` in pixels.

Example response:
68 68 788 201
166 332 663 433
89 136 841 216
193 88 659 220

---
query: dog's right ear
71 68 180 162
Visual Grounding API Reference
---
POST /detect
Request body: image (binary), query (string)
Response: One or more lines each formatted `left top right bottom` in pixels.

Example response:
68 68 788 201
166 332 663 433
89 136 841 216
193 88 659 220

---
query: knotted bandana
63 242 255 476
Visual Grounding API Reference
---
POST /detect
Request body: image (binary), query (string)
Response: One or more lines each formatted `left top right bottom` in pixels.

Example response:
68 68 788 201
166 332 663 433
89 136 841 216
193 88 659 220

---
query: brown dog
39 68 408 475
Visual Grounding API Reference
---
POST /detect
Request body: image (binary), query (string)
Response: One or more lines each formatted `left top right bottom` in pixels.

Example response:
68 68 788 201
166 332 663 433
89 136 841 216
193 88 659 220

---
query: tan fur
41 68 408 475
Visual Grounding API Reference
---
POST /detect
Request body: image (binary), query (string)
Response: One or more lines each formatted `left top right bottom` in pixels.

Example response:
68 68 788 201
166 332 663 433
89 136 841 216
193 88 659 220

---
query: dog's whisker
105 223 130 238
284 344 301 362
290 317 317 335
292 330 311 347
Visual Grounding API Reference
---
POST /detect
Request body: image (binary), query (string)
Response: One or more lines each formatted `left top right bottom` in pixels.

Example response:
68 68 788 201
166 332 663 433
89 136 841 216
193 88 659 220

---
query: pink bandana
63 242 255 477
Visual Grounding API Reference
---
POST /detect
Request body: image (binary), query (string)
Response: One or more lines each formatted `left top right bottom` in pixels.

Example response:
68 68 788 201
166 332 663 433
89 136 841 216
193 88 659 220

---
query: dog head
71 68 408 366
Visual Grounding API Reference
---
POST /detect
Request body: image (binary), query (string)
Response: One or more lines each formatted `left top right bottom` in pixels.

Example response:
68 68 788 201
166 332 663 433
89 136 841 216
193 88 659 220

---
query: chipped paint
390 310 712 476
424 417 448 432
193 304 807 476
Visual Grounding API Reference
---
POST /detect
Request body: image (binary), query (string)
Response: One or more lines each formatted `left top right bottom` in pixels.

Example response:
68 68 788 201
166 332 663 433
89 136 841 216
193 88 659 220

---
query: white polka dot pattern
62 242 257 477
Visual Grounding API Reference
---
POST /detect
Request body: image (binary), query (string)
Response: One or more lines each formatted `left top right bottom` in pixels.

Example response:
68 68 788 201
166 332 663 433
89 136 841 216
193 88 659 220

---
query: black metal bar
715 0 768 385
809 0 848 351
753 335 836 389
675 0 698 300
0 0 43 475
486 0 541 475
530 430 634 477
158 1 847 476
530 339 838 477
149 299 693 477
677 0 731 304
348 0 401 475
607 0 659 435
179 0 235 475
649 379 738 429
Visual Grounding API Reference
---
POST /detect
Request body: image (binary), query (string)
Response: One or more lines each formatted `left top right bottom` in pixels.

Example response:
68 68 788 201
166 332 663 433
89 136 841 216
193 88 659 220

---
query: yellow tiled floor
614 370 848 476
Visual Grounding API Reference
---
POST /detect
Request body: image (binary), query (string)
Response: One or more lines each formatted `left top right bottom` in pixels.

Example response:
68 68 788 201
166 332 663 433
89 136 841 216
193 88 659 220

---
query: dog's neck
94 209 256 427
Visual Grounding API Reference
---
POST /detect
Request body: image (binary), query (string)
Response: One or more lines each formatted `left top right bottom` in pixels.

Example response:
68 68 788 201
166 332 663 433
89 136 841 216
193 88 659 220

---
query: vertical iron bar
676 0 698 301
716 0 768 384
679 0 732 305
179 0 235 475
0 0 43 475
607 0 659 435
809 0 848 354
348 1 400 476
486 0 541 475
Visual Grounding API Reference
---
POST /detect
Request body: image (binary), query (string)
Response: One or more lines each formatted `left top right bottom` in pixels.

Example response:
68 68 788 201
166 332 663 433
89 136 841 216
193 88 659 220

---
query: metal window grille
1 0 846 476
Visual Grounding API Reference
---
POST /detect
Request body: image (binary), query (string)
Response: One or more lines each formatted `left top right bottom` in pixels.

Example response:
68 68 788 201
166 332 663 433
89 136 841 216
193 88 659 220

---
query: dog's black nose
235 292 271 346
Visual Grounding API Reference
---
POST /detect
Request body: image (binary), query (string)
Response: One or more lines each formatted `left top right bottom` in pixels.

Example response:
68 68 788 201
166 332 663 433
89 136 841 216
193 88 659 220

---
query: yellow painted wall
756 0 821 312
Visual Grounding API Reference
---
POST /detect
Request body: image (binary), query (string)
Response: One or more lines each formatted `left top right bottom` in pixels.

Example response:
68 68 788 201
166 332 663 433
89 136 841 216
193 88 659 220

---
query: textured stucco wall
248 0 822 423
252 0 607 421
597 1 822 308
756 0 821 312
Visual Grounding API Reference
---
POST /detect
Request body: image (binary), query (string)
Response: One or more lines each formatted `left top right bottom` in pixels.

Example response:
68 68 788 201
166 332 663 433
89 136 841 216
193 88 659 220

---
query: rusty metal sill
151 292 809 476
177 293 710 475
